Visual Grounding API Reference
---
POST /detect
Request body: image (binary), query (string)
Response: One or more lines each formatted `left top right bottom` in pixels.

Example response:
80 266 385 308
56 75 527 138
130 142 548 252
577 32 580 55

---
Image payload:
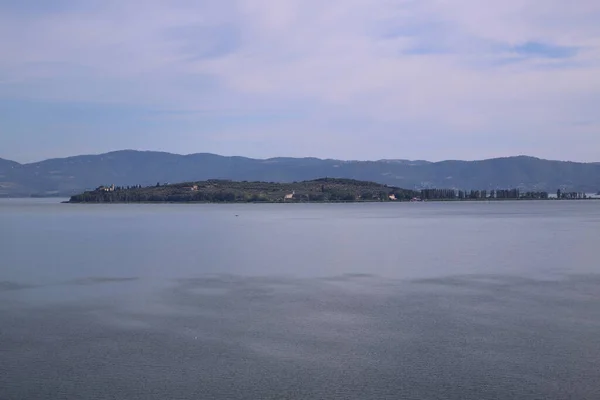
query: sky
0 0 599 163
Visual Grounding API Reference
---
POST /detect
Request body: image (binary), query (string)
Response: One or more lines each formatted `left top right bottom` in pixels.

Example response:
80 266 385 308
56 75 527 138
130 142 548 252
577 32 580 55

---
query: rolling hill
0 151 599 197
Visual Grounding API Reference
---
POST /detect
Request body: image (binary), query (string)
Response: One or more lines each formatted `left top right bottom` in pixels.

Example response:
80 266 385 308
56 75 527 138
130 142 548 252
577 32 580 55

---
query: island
67 178 421 203
67 178 589 203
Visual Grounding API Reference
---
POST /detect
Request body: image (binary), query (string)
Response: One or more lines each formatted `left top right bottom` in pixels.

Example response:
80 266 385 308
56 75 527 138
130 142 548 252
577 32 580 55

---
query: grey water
1 199 600 399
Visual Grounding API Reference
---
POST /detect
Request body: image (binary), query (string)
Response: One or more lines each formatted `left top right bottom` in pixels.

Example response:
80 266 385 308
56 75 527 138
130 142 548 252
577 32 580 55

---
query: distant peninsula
66 178 589 204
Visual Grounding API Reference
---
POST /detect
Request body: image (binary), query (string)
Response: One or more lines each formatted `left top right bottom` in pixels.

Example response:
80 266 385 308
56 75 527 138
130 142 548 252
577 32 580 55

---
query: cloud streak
0 0 599 162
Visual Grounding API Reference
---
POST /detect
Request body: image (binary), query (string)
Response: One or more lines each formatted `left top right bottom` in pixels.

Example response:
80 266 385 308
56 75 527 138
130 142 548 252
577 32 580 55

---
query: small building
284 191 295 200
388 194 397 201
96 184 115 192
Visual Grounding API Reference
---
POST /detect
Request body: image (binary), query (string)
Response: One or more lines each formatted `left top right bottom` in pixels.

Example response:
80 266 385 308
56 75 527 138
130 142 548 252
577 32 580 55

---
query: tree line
419 188 550 200
556 189 587 199
69 179 593 203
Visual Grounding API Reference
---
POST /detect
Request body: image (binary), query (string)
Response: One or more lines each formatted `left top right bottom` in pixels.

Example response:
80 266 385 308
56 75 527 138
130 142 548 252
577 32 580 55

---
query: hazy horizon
1 148 599 165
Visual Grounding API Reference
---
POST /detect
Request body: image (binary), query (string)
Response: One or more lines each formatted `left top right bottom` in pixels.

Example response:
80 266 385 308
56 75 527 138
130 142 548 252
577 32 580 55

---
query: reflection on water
1 200 600 399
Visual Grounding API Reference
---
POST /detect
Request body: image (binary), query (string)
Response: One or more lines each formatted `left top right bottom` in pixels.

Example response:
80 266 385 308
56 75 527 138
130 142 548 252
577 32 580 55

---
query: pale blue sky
1 0 599 163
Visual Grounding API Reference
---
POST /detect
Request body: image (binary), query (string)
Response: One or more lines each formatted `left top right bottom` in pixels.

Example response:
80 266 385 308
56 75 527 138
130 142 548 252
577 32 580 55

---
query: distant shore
65 178 597 204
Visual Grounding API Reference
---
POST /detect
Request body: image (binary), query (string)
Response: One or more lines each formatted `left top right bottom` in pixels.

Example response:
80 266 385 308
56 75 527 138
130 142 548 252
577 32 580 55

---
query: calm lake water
1 199 600 399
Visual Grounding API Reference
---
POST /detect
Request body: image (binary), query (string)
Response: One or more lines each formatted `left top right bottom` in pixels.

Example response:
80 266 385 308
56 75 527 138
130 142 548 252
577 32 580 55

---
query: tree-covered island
68 178 420 203
67 178 588 203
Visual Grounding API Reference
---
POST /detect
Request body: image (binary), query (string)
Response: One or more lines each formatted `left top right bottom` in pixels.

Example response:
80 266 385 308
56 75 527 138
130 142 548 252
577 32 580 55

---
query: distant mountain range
1 150 599 197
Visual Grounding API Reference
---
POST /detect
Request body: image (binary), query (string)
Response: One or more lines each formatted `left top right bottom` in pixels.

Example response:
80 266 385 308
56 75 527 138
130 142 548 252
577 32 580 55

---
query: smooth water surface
1 199 600 399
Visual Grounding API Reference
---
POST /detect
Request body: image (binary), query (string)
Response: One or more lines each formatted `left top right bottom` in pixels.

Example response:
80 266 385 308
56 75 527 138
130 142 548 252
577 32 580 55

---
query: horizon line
1 149 599 165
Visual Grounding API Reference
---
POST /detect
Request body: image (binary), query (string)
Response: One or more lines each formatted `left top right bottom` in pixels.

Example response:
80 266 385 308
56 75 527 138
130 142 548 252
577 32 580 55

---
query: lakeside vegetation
67 178 595 204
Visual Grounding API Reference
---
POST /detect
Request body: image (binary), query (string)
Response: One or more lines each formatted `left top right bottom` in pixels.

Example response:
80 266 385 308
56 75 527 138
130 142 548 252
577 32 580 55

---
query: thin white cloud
0 0 599 161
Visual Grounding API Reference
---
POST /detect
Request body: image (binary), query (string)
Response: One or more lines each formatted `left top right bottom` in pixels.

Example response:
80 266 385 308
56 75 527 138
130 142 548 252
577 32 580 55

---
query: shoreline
63 198 599 205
